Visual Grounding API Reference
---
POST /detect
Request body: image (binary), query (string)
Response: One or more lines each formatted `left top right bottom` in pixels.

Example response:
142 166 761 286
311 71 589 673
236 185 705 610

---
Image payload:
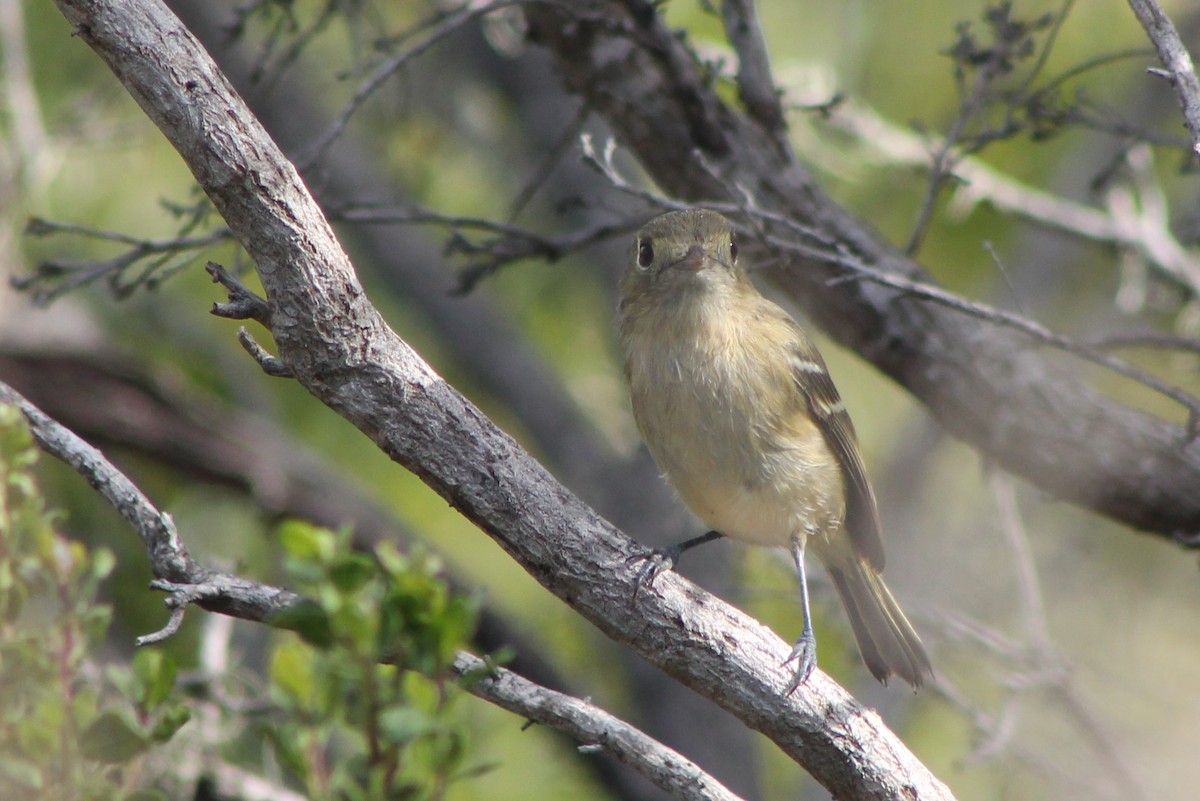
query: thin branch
206 261 273 325
991 475 1053 656
1086 330 1200 353
989 474 1143 799
1127 0 1200 159
815 247 1200 434
298 0 528 170
236 327 293 378
0 379 304 623
815 100 1200 295
14 220 231 305
454 653 747 801
506 101 591 222
333 201 640 293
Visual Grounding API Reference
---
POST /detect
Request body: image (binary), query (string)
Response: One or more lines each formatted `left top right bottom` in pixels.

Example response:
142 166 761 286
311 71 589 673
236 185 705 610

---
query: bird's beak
668 244 707 273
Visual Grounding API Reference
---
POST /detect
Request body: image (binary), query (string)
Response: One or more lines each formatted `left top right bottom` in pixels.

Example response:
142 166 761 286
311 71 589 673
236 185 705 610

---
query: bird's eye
729 235 738 263
637 238 655 269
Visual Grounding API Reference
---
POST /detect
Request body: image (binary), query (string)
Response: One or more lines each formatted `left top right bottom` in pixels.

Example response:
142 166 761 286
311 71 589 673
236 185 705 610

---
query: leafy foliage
0 406 190 800
261 521 482 801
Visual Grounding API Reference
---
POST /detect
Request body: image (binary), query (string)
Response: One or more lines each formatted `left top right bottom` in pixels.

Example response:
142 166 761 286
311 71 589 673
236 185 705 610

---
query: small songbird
618 208 931 690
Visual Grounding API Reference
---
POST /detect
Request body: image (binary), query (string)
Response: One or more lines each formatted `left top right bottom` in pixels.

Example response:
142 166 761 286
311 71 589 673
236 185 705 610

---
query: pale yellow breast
622 290 845 547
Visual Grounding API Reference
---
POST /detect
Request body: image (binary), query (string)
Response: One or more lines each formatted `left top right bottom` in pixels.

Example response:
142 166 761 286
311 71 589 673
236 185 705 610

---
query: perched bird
618 208 931 690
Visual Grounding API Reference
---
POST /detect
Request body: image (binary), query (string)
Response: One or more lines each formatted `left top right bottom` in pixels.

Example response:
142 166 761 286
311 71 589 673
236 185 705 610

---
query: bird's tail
826 557 932 688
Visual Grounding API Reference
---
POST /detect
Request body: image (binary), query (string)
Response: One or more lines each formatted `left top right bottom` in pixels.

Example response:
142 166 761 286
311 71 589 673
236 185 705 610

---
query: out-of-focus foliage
259 523 483 801
0 406 190 800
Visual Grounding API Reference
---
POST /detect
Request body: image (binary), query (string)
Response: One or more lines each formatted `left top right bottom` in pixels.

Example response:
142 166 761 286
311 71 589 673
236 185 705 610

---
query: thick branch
48 1 951 799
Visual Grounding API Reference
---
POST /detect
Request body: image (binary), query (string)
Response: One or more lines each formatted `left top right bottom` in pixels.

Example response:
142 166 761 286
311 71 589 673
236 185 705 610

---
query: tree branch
45 1 952 799
1126 0 1200 158
0 379 303 622
454 653 746 801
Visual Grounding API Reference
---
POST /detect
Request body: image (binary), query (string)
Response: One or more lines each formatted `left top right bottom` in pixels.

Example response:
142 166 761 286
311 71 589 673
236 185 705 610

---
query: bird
617 208 931 691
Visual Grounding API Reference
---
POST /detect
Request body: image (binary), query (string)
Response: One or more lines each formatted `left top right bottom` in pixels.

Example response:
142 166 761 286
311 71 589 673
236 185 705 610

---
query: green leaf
377 707 438 745
150 704 191 743
270 638 315 707
132 649 177 711
278 520 333 562
328 552 376 593
79 711 149 764
90 547 116 581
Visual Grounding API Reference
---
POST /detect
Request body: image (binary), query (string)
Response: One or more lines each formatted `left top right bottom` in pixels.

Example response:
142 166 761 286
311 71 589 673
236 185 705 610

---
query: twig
1086 330 1200 353
15 221 231 305
454 653 746 801
507 101 591 221
206 261 273 325
803 77 1200 294
298 0 528 170
237 327 293 378
334 201 639 293
991 474 1053 655
989 474 1144 799
1126 0 1200 159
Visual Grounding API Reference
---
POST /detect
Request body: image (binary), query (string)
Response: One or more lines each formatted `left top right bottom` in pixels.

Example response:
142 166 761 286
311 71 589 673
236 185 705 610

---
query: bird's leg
627 530 724 596
785 535 818 693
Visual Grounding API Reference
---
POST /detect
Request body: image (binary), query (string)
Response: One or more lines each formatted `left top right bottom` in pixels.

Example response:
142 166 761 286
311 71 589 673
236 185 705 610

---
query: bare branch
807 246 1200 433
814 100 1200 295
15 219 231 305
236 327 293 378
206 261 272 325
455 653 747 801
0 378 304 625
1127 0 1200 158
331 201 639 294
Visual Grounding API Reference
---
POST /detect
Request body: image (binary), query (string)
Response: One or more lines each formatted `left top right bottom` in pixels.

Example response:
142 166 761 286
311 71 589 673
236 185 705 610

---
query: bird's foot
625 543 685 598
784 631 817 694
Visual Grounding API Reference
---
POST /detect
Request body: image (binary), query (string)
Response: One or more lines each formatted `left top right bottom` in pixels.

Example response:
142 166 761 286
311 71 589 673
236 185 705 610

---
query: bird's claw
784 631 817 694
626 545 683 598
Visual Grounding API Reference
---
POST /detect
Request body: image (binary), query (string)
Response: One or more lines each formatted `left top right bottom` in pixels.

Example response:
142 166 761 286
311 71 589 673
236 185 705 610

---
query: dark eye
729 235 738 263
637 238 654 269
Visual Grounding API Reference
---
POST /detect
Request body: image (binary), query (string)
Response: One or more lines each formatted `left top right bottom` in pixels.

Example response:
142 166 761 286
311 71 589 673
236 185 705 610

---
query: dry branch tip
206 261 272 324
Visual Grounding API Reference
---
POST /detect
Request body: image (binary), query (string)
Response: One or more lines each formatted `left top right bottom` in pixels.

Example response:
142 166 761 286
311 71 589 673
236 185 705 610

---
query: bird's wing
787 325 886 569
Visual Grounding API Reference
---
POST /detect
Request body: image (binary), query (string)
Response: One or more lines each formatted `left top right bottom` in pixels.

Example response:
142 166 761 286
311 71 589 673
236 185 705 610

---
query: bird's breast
623 301 844 546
